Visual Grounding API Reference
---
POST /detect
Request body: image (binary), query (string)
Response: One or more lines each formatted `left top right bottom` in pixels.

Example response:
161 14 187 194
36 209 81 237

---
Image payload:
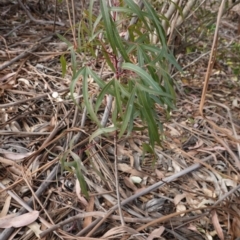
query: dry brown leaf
118 163 132 173
27 222 42 238
188 224 201 234
147 226 165 240
83 196 95 228
0 196 11 218
155 169 165 179
188 139 204 150
123 177 137 191
164 123 181 136
0 72 16 82
211 210 224 240
231 216 240 239
176 204 186 216
0 211 39 228
102 226 141 239
75 179 88 207
4 152 33 161
174 193 186 205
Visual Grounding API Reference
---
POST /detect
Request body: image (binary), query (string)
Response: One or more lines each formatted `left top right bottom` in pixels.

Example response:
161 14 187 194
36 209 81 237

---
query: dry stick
207 100 240 160
17 0 64 26
0 164 61 240
137 206 210 232
82 155 214 237
138 183 240 232
114 130 125 226
199 0 226 116
40 211 153 238
0 87 69 108
0 41 40 71
4 20 30 37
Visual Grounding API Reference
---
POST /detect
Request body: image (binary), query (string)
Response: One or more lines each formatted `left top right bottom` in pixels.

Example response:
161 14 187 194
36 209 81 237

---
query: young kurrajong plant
70 0 180 145
59 0 181 195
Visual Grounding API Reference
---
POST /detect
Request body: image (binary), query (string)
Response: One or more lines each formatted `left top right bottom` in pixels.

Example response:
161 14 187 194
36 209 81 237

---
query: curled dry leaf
176 204 186 216
174 193 186 205
102 226 142 239
27 222 42 238
211 210 224 240
75 179 88 207
4 152 33 161
0 211 39 228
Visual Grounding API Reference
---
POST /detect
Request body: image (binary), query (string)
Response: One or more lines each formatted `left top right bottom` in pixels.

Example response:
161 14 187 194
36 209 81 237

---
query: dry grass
0 1 240 239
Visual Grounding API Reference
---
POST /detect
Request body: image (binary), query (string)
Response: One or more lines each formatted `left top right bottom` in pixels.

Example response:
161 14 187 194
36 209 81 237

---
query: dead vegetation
0 0 240 239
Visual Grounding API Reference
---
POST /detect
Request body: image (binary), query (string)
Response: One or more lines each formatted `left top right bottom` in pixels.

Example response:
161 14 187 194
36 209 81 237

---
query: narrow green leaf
122 63 163 94
70 48 77 76
70 68 84 110
95 79 114 112
136 83 173 98
138 90 160 146
56 33 73 48
114 80 123 117
113 27 129 62
90 126 117 142
82 68 101 127
119 86 137 138
60 55 67 77
87 68 106 89
69 151 87 173
75 161 89 198
124 0 149 29
100 0 117 54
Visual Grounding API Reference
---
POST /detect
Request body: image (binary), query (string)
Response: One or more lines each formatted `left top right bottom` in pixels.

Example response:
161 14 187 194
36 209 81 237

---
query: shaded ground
0 1 240 239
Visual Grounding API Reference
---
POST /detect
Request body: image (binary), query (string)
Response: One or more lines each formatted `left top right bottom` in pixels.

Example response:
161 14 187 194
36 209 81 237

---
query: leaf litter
0 0 240 239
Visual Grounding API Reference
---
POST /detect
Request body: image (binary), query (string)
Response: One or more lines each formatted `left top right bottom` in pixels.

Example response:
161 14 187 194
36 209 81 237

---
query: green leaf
119 85 137 138
70 48 77 76
143 0 166 46
136 83 172 98
122 63 163 95
124 0 149 29
75 161 89 198
82 68 101 127
114 80 123 117
113 27 129 62
88 68 106 89
56 33 73 48
69 151 88 173
100 0 117 55
138 90 160 146
95 79 114 112
60 55 67 77
70 68 84 111
90 126 117 142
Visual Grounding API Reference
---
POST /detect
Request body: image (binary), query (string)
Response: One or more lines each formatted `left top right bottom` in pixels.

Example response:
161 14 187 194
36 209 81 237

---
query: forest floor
0 1 240 239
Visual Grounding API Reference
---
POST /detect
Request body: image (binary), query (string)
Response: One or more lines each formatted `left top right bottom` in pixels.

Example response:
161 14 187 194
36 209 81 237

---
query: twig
40 211 153 238
199 0 226 115
0 35 54 71
17 0 64 26
84 155 214 237
0 164 61 240
114 130 125 226
0 87 69 108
